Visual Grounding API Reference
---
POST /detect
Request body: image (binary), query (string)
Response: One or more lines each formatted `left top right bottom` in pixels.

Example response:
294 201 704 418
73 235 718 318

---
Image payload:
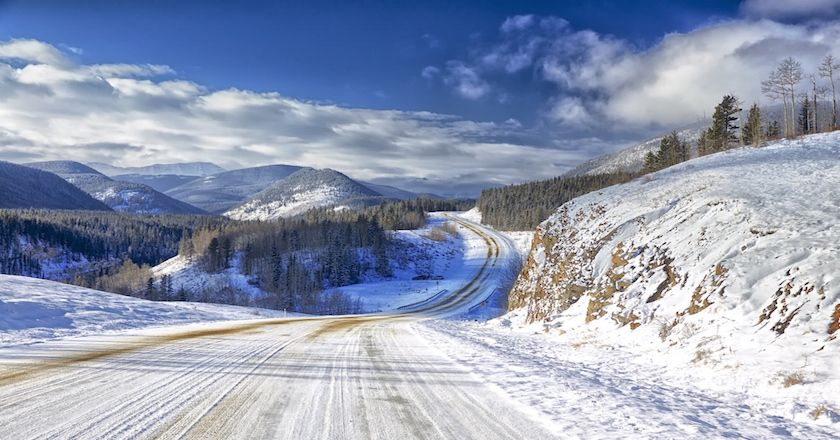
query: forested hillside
162 197 473 312
477 172 636 230
0 209 225 280
0 161 111 211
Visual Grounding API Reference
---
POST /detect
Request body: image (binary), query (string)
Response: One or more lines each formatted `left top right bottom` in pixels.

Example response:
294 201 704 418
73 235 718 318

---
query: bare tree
810 75 829 132
777 57 803 136
819 54 840 130
762 70 789 136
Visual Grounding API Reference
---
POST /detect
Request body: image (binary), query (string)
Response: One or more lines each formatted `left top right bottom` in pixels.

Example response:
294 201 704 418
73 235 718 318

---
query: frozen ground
420 318 839 439
0 275 286 348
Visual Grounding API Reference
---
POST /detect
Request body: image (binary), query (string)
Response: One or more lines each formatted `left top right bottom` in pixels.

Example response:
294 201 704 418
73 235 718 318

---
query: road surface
0 215 557 439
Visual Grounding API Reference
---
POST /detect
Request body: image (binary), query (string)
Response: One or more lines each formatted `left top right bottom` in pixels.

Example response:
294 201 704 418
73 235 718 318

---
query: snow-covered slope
88 162 225 177
26 161 205 215
565 121 707 177
224 168 383 221
0 161 110 211
509 132 840 422
165 164 303 213
0 275 284 347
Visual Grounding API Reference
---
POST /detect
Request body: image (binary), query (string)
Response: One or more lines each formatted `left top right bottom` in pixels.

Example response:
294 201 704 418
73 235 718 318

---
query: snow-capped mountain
564 121 708 177
26 161 205 215
88 162 225 177
509 132 840 411
0 161 110 211
224 168 383 221
165 164 304 213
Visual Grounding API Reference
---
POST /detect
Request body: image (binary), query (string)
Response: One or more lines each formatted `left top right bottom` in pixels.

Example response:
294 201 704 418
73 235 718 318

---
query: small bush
426 223 458 242
658 318 678 342
809 404 828 420
692 349 711 364
781 371 805 388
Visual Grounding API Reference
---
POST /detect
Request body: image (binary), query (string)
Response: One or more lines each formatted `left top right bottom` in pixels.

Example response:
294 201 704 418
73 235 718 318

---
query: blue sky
0 0 837 195
0 0 740 124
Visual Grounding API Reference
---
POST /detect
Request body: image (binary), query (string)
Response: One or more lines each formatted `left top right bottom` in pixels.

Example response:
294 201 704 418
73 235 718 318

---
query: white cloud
445 14 840 132
0 39 583 192
741 0 840 20
443 61 492 99
0 39 69 66
501 15 535 33
548 96 592 127
88 63 175 78
421 65 440 80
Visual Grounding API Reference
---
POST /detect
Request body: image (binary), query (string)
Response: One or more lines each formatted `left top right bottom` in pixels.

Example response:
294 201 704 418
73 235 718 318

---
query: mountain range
4 158 439 218
88 162 225 177
25 161 205 215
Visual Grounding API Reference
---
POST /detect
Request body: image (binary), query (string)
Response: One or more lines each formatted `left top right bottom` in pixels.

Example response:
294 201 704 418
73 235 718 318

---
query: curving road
0 215 556 440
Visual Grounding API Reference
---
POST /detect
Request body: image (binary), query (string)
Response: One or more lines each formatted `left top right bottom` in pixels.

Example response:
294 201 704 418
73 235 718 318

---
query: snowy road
0 216 557 439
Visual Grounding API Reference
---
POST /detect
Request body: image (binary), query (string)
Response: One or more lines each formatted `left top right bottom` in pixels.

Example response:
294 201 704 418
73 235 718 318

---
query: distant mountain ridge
88 162 225 177
114 174 199 193
0 161 111 211
26 161 205 215
164 164 306 213
224 168 384 221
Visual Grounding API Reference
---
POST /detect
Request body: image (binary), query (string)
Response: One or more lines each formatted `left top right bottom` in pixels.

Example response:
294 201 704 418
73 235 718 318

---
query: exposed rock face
509 134 840 352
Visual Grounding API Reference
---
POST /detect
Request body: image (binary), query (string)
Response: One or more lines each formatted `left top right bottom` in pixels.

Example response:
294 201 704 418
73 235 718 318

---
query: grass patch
781 371 805 388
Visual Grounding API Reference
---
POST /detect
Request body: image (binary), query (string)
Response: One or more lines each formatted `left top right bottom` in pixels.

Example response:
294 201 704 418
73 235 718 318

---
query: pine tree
146 277 157 301
766 120 781 140
707 95 741 153
206 237 220 271
799 95 812 134
741 103 763 147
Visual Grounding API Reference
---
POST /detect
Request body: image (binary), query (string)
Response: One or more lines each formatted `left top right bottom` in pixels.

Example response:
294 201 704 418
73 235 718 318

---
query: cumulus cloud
741 0 840 21
0 39 582 196
439 14 840 133
0 39 69 66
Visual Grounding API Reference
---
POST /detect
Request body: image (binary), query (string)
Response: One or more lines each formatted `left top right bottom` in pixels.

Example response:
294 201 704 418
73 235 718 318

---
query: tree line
0 209 225 279
477 172 637 230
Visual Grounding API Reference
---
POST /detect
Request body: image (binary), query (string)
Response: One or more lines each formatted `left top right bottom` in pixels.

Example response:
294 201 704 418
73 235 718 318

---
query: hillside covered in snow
564 122 707 177
509 132 840 423
0 275 284 347
26 161 205 215
224 168 383 221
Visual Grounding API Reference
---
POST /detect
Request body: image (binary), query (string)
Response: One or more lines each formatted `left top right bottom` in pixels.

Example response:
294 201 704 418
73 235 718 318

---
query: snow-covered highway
0 216 556 440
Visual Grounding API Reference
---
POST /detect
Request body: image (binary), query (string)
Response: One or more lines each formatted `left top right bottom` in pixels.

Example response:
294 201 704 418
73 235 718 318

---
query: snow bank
0 275 284 347
509 132 840 427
